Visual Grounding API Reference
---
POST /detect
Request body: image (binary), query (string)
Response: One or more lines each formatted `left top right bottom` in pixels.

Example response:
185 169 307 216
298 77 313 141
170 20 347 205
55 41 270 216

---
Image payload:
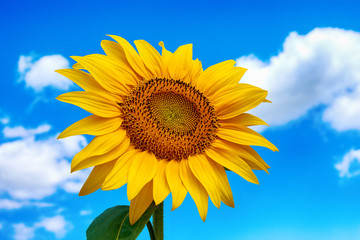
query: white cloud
30 202 54 208
236 27 360 131
3 124 51 138
0 117 10 125
336 149 360 178
61 181 84 193
18 54 72 91
13 223 35 240
323 86 360 131
34 215 69 238
0 199 53 210
13 215 70 240
80 210 92 216
18 56 33 73
0 199 23 210
0 125 88 200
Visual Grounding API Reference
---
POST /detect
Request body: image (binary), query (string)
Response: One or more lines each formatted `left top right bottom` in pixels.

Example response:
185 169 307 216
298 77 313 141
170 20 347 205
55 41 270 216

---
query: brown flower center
120 78 218 161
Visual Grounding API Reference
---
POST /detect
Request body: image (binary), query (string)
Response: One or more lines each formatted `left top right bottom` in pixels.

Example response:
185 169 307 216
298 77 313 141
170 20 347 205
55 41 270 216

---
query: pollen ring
120 78 219 161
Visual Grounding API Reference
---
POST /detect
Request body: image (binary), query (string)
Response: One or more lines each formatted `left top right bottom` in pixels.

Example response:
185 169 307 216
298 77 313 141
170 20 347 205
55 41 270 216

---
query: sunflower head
56 35 278 225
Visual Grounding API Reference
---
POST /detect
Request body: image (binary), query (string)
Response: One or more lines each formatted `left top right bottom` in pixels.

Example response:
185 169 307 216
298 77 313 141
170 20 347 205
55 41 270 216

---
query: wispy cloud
0 117 10 125
336 149 360 178
13 223 34 240
237 27 360 131
79 209 92 216
34 215 70 238
13 215 70 240
3 124 51 138
18 54 72 92
0 199 53 210
0 199 23 210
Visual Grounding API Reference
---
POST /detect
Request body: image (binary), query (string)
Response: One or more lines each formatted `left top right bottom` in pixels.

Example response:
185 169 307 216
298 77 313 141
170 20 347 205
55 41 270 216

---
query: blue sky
1 0 360 239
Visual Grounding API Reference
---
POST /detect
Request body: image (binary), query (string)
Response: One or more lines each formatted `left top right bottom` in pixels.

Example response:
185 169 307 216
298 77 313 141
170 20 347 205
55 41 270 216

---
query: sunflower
56 36 277 225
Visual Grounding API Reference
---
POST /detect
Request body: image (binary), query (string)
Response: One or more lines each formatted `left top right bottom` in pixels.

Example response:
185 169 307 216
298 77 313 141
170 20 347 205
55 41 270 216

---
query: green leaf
87 203 157 240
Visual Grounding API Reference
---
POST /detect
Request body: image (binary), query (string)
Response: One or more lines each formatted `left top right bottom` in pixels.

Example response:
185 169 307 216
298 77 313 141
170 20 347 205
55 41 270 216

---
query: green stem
153 202 164 240
146 221 156 240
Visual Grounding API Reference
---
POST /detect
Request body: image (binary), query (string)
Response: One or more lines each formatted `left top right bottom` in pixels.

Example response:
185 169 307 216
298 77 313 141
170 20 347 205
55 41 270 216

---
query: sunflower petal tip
153 199 161 206
70 163 79 173
78 189 88 196
100 184 110 191
69 56 82 62
129 216 136 225
171 203 179 211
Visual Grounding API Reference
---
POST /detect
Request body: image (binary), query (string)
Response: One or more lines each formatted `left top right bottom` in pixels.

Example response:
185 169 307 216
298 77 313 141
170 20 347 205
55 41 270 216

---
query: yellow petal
101 40 131 68
158 41 173 78
95 44 142 86
58 115 122 139
230 67 247 84
215 139 269 173
134 40 162 77
214 89 268 120
71 55 132 95
56 91 121 118
240 144 271 169
208 159 234 207
56 69 104 92
212 83 266 103
129 181 153 225
102 149 141 190
79 160 117 196
179 159 208 221
217 127 278 151
153 160 171 205
219 113 268 127
183 58 203 84
158 41 172 57
72 135 130 172
56 69 123 103
79 54 137 86
167 44 193 80
72 62 84 69
71 129 126 172
203 66 247 97
195 60 235 92
127 151 158 200
108 35 151 79
188 154 221 208
205 146 259 184
165 160 187 210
